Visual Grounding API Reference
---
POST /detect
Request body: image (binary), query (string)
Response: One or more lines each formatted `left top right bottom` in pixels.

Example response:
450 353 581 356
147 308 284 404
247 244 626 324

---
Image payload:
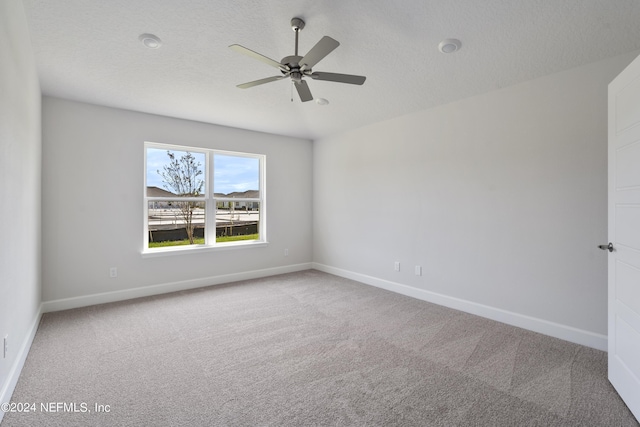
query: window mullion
206 151 216 245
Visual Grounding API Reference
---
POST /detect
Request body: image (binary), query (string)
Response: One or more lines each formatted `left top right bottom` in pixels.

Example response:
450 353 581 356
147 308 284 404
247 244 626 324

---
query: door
608 53 640 421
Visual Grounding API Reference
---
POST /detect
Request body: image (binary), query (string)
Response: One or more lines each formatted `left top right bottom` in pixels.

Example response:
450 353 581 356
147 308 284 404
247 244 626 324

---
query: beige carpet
2 270 638 426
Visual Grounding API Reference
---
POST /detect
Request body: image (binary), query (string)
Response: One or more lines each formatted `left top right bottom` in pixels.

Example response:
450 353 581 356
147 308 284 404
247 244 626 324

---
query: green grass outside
217 233 259 243
148 234 259 248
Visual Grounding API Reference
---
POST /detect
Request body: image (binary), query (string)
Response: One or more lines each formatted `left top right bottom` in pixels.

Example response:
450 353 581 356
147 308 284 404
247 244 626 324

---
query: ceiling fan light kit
229 17 366 102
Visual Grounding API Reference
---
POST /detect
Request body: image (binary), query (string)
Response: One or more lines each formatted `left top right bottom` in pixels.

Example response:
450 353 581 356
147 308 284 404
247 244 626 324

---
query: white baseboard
312 263 608 351
42 263 313 313
0 304 43 424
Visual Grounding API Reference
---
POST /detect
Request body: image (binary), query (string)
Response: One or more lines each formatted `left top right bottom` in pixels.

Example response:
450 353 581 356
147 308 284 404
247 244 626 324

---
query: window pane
213 154 259 198
148 201 205 248
215 201 260 243
147 148 206 197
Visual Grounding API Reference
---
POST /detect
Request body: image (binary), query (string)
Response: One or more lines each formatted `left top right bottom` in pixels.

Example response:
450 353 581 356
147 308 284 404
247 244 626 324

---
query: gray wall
41 98 312 304
313 51 639 348
0 0 42 408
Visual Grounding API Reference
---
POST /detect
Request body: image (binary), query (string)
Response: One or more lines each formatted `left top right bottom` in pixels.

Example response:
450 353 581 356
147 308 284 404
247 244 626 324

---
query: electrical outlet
3 335 7 358
394 261 400 272
415 266 422 276
109 267 118 278
284 248 289 256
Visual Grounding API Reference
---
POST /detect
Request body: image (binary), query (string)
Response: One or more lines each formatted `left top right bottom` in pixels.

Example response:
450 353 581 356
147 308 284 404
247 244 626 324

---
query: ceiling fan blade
309 72 366 85
294 80 313 102
299 36 340 71
237 75 287 89
229 44 290 72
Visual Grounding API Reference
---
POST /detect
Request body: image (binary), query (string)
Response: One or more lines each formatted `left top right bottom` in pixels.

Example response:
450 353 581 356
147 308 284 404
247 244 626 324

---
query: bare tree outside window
158 151 204 244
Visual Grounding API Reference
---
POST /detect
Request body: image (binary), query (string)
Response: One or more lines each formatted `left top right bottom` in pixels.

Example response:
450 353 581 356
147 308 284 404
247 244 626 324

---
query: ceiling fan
229 17 366 102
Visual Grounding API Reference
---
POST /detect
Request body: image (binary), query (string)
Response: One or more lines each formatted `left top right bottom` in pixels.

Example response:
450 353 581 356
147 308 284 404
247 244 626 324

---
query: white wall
313 51 639 349
0 0 42 412
41 98 312 306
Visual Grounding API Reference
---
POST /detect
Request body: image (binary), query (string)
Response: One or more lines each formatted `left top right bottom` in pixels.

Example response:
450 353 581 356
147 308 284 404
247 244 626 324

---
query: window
144 142 265 253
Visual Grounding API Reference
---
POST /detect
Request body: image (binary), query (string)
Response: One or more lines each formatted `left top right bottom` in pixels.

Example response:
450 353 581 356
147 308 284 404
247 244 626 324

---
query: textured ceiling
22 0 640 140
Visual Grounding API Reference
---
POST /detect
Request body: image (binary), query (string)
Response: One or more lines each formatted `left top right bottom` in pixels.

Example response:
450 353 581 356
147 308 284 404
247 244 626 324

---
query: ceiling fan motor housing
280 55 305 78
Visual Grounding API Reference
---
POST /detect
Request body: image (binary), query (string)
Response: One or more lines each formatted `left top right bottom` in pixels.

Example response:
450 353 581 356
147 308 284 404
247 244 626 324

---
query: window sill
142 240 268 258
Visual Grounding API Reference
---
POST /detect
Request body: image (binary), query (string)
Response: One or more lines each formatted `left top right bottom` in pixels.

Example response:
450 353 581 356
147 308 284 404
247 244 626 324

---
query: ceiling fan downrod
291 17 305 57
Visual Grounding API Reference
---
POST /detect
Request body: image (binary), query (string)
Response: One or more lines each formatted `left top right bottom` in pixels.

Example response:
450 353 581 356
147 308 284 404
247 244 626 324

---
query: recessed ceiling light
438 39 461 54
315 98 329 106
139 33 162 49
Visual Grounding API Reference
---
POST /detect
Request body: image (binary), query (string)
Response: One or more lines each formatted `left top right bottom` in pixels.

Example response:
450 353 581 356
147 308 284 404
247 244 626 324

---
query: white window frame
143 142 267 256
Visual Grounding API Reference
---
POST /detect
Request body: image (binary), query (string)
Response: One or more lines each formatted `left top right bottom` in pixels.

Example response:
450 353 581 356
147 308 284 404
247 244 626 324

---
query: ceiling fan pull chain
291 81 294 102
